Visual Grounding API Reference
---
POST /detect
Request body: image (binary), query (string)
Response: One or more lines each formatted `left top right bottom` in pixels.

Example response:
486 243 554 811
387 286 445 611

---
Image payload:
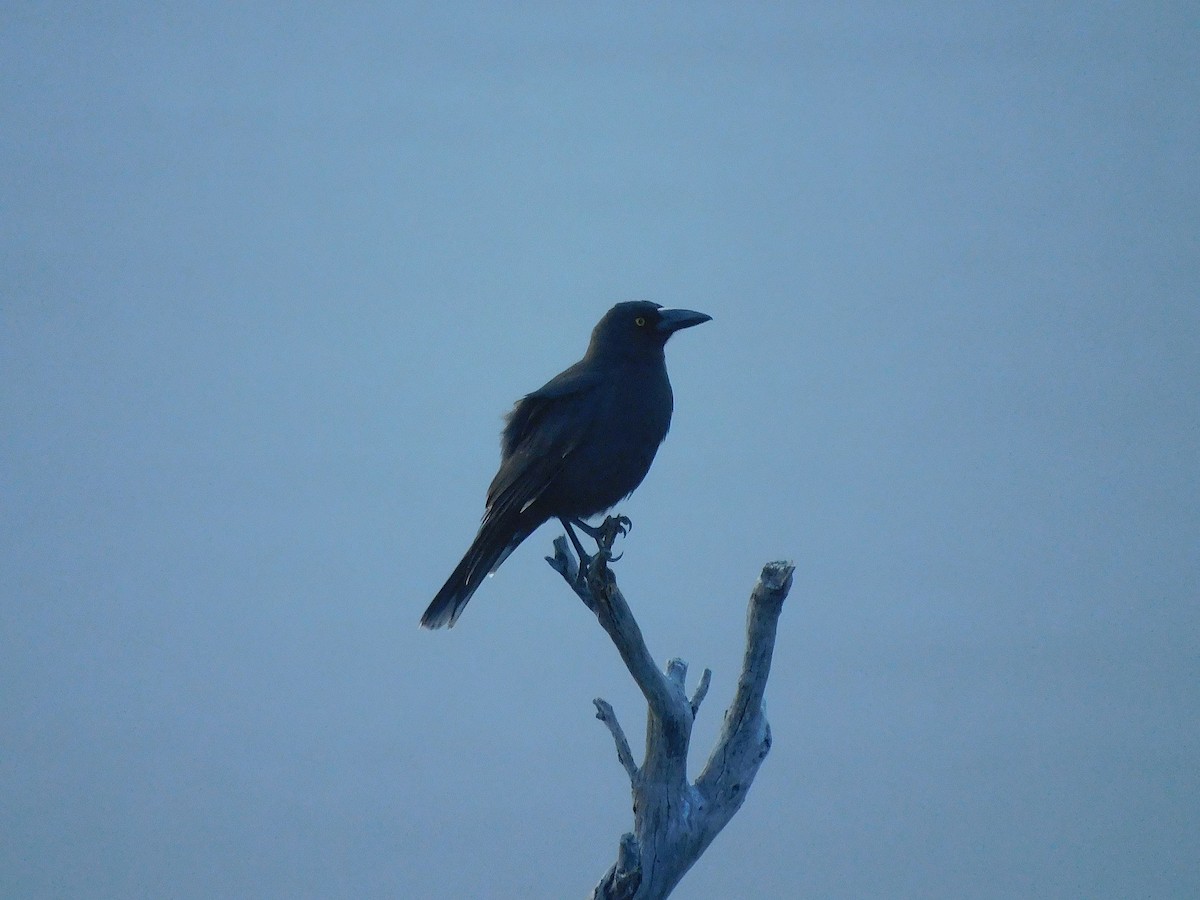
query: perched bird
421 301 711 628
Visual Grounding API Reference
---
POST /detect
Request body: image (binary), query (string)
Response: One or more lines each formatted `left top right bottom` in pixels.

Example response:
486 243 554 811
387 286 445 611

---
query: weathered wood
547 524 795 900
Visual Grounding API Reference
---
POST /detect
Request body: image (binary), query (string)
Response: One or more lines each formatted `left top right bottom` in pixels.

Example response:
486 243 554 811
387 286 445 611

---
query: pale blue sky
3 4 1197 898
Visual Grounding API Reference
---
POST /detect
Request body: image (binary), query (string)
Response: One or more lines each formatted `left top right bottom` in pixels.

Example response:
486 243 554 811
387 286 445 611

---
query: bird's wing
499 362 601 459
422 377 599 628
486 363 602 515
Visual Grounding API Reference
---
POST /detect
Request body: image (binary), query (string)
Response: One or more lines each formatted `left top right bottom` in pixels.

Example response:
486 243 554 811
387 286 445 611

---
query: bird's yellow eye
635 317 646 327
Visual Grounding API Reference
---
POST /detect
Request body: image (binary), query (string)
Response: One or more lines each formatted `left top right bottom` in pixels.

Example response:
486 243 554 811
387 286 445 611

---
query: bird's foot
596 515 631 562
568 515 632 562
603 514 633 540
547 520 625 615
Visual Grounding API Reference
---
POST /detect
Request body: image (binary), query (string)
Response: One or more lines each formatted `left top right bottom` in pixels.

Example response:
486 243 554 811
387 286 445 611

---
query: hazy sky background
3 3 1197 898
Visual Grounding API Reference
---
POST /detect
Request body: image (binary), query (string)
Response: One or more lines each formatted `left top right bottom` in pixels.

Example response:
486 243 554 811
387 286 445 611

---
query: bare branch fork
546 518 795 900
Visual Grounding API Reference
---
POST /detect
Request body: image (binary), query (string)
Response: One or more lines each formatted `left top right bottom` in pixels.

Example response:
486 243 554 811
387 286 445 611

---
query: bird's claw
559 513 633 586
594 514 632 562
599 514 632 543
595 544 623 565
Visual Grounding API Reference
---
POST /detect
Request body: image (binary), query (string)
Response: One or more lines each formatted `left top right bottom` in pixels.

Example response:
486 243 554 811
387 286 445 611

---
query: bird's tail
421 514 530 628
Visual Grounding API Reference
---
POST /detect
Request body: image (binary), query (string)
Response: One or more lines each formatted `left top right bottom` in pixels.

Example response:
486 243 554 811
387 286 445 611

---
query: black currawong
421 301 711 628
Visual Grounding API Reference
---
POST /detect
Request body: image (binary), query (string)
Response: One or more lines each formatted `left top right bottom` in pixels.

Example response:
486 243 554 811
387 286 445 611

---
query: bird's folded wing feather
499 363 601 458
486 364 601 516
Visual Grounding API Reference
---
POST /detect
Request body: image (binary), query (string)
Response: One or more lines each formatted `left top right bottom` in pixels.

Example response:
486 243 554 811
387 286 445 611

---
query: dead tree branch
546 522 794 900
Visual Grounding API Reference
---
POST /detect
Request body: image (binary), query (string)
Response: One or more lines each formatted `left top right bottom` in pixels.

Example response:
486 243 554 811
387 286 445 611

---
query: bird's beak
656 308 713 334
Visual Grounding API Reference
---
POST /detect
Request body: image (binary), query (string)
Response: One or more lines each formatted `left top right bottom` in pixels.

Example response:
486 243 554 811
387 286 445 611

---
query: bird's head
587 301 712 360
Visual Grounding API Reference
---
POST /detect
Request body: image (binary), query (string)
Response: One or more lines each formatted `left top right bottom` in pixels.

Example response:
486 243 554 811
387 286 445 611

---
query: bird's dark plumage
421 301 711 628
